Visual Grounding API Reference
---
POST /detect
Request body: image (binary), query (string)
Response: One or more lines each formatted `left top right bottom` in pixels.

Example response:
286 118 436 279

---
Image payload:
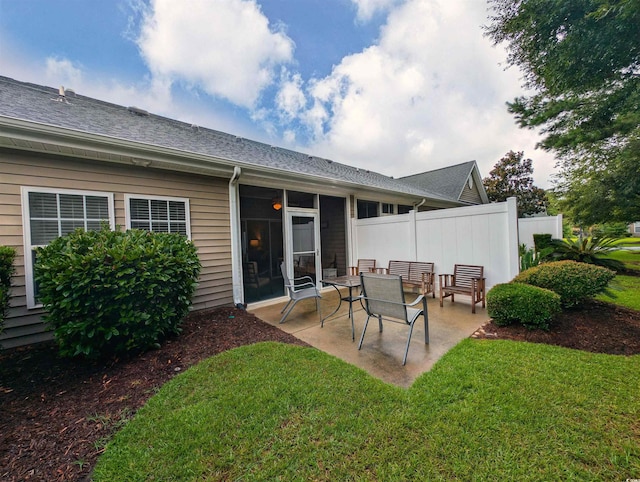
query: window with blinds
125 195 190 238
21 187 114 308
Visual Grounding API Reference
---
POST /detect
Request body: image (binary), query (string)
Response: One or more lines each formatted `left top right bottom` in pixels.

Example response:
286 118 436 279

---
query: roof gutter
228 166 244 307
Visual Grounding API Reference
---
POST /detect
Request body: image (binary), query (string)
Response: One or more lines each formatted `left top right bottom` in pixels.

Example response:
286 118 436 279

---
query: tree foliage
483 150 548 216
485 0 640 224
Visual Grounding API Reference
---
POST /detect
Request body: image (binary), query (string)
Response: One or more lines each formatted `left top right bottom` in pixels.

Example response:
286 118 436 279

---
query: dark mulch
473 299 640 355
0 307 308 482
2 301 640 481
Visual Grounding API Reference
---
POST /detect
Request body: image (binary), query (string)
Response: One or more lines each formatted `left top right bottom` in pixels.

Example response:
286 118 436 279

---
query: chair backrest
357 258 377 274
280 262 291 288
360 273 408 321
453 264 484 288
387 260 411 278
408 261 434 283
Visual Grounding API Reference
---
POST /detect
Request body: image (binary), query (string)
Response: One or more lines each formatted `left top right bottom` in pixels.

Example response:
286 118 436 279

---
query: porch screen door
286 212 320 284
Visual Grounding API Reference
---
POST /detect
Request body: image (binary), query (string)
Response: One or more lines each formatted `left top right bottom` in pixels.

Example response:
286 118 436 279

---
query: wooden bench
374 260 436 297
439 264 486 313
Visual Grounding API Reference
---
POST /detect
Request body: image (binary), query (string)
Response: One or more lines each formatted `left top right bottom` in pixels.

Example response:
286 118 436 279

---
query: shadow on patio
249 287 488 388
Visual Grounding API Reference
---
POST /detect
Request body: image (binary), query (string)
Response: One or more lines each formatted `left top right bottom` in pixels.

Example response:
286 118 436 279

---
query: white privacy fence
350 198 562 292
518 214 563 249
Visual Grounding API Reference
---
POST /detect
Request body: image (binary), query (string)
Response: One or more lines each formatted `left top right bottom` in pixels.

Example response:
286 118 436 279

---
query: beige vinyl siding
459 182 482 204
0 150 233 348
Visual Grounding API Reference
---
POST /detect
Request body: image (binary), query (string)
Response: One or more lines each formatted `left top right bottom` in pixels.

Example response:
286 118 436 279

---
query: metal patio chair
358 272 429 365
279 262 321 324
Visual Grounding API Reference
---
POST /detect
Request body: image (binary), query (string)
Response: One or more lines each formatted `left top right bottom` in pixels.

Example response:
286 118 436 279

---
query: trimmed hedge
34 227 201 359
487 283 561 330
513 260 615 308
0 246 17 336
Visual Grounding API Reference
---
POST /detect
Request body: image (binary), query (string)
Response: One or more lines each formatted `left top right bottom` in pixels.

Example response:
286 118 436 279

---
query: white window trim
21 186 115 309
124 194 192 240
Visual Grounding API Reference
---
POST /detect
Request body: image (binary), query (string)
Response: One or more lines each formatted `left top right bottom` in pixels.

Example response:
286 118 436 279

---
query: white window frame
124 194 192 240
381 203 395 215
21 186 115 309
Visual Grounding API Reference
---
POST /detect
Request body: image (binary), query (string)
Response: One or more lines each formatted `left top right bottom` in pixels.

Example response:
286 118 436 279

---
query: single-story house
0 76 489 348
629 223 640 237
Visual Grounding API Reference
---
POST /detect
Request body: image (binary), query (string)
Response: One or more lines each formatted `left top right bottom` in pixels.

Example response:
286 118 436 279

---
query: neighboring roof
399 161 489 204
0 76 472 205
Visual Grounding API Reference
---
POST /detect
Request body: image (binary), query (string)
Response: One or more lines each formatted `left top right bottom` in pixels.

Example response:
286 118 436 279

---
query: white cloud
296 0 557 187
350 0 403 22
136 0 294 108
44 58 84 89
275 69 306 120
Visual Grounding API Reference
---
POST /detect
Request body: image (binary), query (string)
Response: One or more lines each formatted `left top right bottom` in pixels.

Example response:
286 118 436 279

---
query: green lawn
93 341 640 481
599 275 640 311
609 249 640 272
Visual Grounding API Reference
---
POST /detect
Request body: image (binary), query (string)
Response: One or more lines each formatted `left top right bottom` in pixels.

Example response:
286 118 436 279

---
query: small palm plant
519 243 553 271
549 237 625 272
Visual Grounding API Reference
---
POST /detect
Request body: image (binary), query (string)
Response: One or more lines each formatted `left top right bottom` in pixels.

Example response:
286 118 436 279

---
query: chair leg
358 315 371 350
378 315 383 332
403 322 416 366
423 313 429 344
280 299 293 314
279 300 299 324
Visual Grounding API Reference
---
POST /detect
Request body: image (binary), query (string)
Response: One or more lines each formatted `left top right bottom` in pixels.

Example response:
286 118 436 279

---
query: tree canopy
485 0 640 224
483 150 548 216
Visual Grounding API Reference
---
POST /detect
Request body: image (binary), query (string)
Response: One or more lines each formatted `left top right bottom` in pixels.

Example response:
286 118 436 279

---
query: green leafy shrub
549 237 624 272
487 283 561 330
0 246 17 336
35 227 201 359
513 261 615 308
533 233 553 252
590 223 629 239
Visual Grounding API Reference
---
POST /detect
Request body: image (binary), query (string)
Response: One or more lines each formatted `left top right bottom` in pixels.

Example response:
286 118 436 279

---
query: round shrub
513 260 615 308
35 227 201 359
487 283 561 330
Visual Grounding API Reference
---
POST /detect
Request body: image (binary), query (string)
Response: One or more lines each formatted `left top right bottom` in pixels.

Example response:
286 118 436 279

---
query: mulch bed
2 301 640 481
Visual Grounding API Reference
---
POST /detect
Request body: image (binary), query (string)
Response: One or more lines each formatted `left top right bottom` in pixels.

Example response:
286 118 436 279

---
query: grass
614 237 640 246
599 275 640 311
608 249 640 272
93 341 640 481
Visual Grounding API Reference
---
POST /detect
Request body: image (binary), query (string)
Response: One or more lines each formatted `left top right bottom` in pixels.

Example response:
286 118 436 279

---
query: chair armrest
292 275 314 284
439 273 453 286
348 266 357 275
288 281 316 291
406 294 425 307
371 267 388 274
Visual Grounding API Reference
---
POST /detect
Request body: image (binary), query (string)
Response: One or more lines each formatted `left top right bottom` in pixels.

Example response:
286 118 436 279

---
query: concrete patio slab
249 288 488 388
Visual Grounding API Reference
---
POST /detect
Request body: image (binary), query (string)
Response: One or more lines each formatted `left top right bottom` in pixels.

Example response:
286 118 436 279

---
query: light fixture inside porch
272 196 282 211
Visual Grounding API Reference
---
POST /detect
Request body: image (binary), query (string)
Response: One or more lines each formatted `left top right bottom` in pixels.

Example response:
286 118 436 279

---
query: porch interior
250 287 488 388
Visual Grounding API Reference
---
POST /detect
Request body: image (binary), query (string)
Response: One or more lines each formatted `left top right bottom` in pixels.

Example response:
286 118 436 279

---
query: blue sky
0 0 555 186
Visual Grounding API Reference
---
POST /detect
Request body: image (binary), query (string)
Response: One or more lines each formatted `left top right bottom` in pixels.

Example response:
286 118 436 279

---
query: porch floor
249 287 488 388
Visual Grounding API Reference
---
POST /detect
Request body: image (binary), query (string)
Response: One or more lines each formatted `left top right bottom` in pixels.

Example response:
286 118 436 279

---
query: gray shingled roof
400 161 478 202
0 76 459 203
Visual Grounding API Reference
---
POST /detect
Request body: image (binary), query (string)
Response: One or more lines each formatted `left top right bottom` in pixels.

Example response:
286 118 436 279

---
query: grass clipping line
93 340 640 481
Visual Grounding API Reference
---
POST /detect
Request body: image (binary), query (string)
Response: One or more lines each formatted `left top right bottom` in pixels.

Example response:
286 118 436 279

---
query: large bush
487 283 561 330
35 227 201 358
513 261 615 308
0 245 17 336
